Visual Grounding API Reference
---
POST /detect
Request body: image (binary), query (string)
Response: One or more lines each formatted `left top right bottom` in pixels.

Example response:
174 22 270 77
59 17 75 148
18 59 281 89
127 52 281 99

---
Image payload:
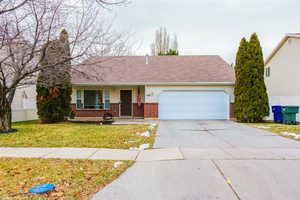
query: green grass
0 157 133 199
246 122 300 142
0 120 157 149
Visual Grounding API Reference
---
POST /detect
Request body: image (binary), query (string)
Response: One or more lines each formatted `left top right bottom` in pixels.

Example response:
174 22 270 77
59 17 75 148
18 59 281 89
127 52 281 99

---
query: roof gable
265 33 300 65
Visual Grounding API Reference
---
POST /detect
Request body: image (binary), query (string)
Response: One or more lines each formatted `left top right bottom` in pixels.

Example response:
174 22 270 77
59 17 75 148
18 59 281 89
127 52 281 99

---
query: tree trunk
0 102 12 132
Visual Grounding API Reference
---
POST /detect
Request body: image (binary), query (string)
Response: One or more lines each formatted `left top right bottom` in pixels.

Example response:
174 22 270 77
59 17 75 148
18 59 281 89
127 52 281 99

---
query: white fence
12 109 38 122
266 96 300 122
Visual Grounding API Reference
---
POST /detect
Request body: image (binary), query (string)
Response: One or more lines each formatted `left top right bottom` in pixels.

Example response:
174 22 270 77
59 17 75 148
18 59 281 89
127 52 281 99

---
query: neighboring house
11 85 38 122
265 33 300 121
71 55 235 120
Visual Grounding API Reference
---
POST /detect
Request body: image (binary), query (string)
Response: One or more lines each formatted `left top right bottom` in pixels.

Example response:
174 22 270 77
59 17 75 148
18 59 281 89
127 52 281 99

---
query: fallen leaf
51 192 64 197
25 168 32 171
17 181 26 187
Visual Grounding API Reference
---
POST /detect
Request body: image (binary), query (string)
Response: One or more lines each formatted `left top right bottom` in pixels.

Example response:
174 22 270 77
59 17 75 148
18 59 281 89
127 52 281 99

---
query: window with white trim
76 89 110 110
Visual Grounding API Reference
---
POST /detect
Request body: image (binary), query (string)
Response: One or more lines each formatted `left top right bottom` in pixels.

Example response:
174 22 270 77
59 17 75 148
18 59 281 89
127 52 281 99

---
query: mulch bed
0 128 17 134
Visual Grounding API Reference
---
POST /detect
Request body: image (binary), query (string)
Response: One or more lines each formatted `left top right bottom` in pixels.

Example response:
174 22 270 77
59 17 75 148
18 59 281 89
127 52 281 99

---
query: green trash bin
281 106 299 125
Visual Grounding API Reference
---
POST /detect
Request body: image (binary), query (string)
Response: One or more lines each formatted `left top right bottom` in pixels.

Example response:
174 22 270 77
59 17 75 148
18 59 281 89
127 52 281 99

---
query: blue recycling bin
272 105 283 123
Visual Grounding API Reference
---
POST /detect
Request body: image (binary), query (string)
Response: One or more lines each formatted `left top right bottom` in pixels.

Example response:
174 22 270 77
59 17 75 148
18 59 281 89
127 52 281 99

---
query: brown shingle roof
72 56 235 85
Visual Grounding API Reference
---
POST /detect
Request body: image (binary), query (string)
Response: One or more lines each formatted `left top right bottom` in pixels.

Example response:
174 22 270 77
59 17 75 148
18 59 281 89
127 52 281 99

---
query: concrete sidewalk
1 147 300 161
0 147 184 161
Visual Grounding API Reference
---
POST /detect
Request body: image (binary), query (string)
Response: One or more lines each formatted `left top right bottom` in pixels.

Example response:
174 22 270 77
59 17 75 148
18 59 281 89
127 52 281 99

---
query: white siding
11 85 38 122
11 85 37 110
265 38 300 121
265 38 300 96
12 109 38 122
144 85 234 103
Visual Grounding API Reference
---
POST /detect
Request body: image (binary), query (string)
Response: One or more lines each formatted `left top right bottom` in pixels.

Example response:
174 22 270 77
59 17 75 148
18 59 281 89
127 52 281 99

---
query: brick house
71 55 235 120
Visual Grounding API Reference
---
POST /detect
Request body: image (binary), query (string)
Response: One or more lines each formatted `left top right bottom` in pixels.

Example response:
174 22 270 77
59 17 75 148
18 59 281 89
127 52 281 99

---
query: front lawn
0 157 133 200
247 122 300 142
0 121 157 149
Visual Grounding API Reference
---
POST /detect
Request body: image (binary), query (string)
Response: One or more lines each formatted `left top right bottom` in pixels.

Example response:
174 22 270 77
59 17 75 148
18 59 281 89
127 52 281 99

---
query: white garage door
159 91 229 120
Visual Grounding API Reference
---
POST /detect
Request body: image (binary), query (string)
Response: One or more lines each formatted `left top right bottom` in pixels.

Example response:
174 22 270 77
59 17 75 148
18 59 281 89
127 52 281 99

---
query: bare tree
0 0 30 15
0 0 129 15
95 0 130 7
171 35 178 52
150 27 178 56
0 0 130 132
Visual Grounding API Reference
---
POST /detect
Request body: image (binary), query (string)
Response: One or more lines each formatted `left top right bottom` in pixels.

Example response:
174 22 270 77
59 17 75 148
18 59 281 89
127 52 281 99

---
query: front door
120 90 132 116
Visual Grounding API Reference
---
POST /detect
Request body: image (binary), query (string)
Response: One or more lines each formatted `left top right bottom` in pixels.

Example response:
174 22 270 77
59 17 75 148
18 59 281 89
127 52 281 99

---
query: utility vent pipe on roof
145 54 149 64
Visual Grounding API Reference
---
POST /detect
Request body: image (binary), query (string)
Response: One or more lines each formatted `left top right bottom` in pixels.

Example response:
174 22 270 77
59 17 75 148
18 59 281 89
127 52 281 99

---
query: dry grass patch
0 157 133 200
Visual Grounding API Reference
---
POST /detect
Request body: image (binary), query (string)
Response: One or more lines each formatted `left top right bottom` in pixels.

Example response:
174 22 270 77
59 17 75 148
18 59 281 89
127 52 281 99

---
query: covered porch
71 85 154 121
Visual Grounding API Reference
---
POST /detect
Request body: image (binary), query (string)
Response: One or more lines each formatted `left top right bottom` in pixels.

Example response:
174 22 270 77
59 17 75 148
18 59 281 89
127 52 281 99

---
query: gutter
72 82 235 86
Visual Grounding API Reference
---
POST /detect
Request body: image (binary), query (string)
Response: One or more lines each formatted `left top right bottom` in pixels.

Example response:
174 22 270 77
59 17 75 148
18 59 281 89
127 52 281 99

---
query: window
76 89 110 110
76 90 83 109
266 67 270 77
84 90 103 109
104 89 110 110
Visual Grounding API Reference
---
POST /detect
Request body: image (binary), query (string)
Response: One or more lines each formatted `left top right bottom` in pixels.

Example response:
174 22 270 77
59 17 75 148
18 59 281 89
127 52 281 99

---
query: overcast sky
109 0 300 64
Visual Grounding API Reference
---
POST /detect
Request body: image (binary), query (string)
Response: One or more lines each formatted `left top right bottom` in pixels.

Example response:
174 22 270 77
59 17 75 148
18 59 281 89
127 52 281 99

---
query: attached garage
159 91 230 120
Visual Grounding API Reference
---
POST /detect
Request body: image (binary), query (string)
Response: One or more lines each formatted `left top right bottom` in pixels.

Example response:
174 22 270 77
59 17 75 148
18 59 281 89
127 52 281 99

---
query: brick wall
144 103 158 118
71 103 145 118
133 103 144 117
71 103 120 117
71 102 232 119
230 103 235 118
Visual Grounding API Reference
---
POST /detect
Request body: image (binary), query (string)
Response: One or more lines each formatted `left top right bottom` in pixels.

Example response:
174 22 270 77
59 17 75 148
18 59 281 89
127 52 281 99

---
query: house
71 56 235 120
11 85 38 122
265 33 300 121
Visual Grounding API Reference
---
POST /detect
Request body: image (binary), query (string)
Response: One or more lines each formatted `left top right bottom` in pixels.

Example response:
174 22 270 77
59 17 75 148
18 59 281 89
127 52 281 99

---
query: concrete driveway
93 120 300 200
155 120 300 148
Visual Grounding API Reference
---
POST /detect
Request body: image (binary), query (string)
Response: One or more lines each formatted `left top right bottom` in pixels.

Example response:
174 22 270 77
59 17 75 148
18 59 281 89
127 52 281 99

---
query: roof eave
72 82 235 86
265 34 300 65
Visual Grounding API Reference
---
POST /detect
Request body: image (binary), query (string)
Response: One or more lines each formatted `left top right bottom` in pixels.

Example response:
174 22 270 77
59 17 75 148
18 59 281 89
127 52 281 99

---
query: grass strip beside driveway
246 122 300 142
0 157 133 200
0 121 157 149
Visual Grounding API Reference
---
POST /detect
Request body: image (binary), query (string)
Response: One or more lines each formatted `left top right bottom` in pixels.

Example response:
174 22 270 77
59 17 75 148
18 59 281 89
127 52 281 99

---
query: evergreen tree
245 33 269 122
36 29 72 123
234 33 269 122
158 49 179 56
234 38 249 122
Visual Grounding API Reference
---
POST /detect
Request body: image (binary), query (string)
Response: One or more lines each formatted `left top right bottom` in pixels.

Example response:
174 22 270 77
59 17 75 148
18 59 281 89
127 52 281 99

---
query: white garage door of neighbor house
159 91 230 120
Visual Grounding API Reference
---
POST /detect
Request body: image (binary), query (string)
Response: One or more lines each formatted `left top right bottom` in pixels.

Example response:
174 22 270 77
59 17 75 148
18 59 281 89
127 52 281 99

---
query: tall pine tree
234 38 250 122
246 33 269 122
36 29 72 123
234 33 269 122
